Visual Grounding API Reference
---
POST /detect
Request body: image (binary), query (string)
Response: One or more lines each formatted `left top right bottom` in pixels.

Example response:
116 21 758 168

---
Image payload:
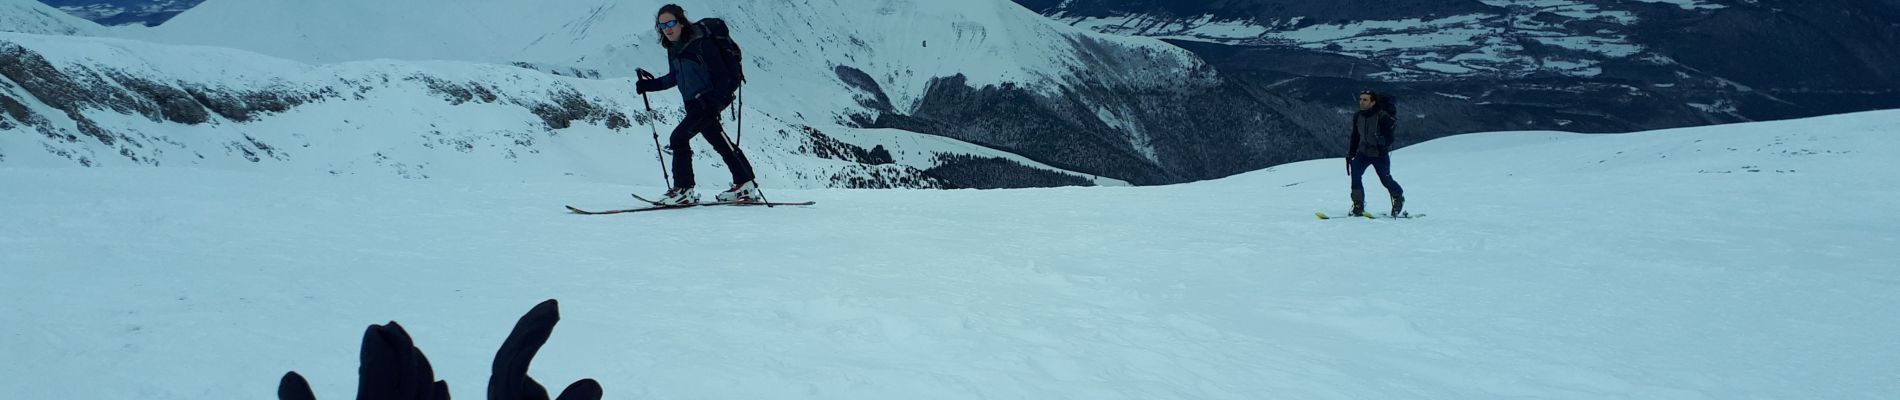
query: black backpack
1377 92 1397 117
695 18 745 85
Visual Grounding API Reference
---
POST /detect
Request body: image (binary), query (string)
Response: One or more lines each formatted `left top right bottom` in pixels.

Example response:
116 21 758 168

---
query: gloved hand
276 299 604 400
489 300 601 400
276 321 448 400
635 68 658 94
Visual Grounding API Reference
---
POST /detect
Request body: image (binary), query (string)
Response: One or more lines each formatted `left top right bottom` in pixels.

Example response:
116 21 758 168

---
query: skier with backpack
1348 90 1405 217
635 4 756 205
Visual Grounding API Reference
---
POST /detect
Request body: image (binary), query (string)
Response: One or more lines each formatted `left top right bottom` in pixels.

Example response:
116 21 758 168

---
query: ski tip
1315 212 1330 220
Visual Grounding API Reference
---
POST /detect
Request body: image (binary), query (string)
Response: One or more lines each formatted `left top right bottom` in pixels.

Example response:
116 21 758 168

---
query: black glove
276 321 449 400
276 299 603 400
635 68 659 94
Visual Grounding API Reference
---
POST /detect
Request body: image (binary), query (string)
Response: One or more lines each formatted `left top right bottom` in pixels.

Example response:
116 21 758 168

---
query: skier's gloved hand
634 68 660 93
274 299 602 400
275 321 450 400
490 300 602 400
635 68 661 94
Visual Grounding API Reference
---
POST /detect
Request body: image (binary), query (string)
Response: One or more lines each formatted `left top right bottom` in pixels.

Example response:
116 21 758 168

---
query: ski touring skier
1348 89 1405 217
635 4 758 206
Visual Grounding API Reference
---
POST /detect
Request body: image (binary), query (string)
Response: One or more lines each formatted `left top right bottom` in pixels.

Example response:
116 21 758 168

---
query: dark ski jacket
1350 108 1397 158
636 22 740 112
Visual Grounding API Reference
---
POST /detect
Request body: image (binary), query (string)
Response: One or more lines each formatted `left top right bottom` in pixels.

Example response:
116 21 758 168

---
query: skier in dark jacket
636 4 757 205
1348 90 1405 216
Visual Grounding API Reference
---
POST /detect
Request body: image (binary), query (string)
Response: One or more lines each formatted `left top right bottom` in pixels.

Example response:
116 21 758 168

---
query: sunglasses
655 20 681 30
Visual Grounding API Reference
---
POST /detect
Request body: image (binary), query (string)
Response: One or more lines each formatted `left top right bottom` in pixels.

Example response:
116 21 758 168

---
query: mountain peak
34 0 203 27
4 0 101 35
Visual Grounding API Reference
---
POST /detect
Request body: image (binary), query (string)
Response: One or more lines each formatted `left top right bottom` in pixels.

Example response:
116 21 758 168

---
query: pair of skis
565 193 814 215
1316 211 1423 220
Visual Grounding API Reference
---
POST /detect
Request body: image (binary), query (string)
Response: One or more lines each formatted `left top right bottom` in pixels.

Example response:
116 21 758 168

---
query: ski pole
735 86 744 146
637 69 671 189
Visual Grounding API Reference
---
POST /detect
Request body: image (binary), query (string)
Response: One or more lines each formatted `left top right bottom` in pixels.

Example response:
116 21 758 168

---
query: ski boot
1390 194 1406 218
1350 189 1367 217
654 187 699 206
716 180 761 203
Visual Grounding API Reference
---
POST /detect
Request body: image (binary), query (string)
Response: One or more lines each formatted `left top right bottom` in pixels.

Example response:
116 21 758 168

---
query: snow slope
1 0 99 35
4 110 1896 399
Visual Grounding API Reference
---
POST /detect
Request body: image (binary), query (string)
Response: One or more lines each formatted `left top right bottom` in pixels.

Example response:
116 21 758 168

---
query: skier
635 4 757 205
1348 89 1405 217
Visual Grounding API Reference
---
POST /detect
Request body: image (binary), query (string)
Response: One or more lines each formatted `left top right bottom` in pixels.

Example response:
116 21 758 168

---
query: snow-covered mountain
14 0 1900 186
16 0 1900 185
6 109 1897 399
2 0 98 35
5 0 1221 188
136 0 1183 108
35 0 199 26
1036 0 1731 80
1022 0 1900 157
108 0 1344 185
1 30 1124 188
